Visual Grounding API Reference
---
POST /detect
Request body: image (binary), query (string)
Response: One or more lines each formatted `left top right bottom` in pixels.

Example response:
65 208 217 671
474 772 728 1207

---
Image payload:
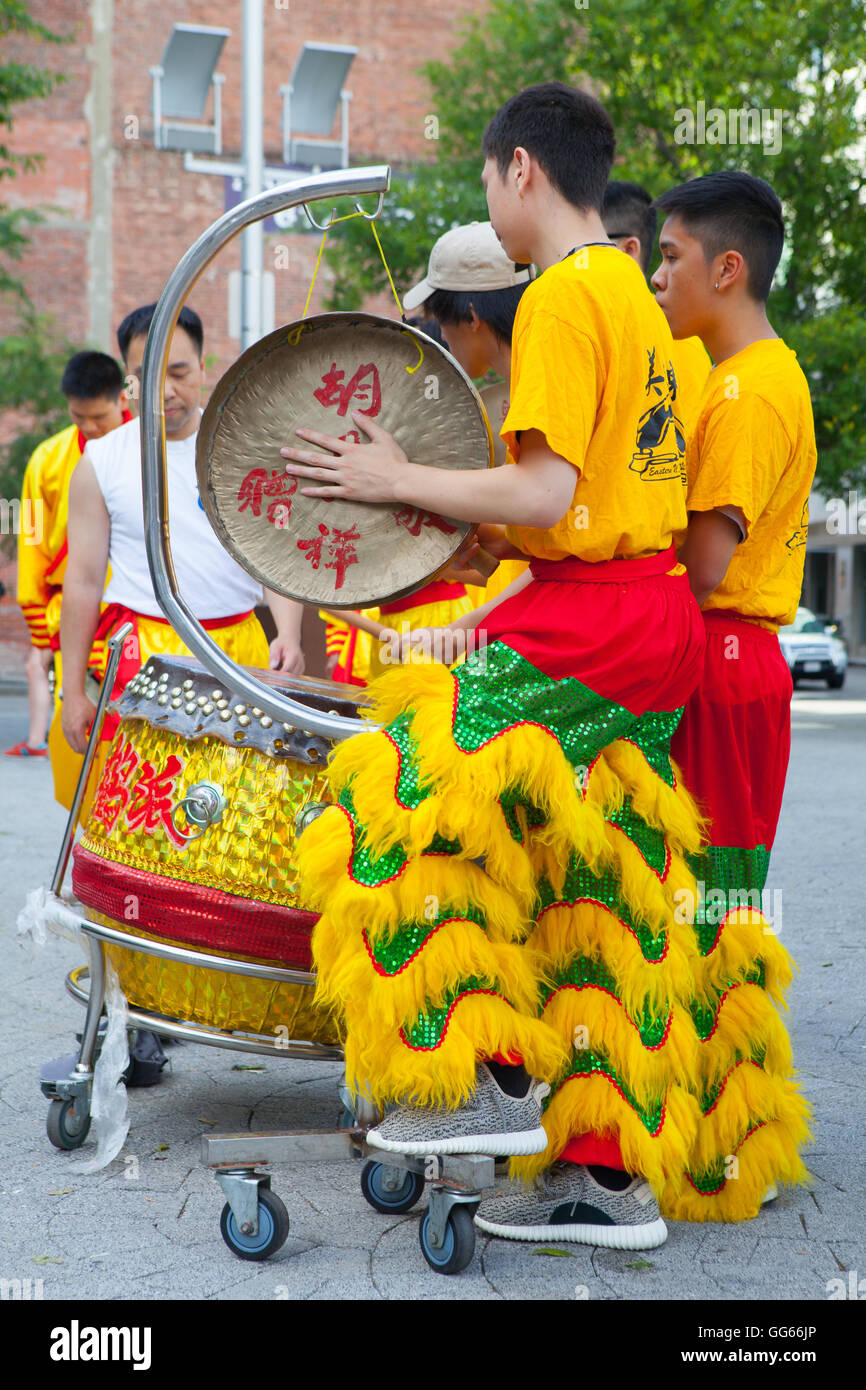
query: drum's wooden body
71 656 365 1040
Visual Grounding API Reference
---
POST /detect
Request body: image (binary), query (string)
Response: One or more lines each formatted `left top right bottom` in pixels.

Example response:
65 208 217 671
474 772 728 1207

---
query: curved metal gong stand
140 165 391 738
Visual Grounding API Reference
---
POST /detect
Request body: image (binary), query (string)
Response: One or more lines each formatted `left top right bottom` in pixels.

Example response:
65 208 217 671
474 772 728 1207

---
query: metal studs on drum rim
196 312 494 609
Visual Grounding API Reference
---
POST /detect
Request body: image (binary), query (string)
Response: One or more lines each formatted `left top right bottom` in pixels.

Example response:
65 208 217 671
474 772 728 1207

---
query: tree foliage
324 0 866 491
0 0 71 512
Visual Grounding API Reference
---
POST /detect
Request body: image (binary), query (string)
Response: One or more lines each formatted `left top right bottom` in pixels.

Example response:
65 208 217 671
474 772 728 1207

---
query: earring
715 282 720 290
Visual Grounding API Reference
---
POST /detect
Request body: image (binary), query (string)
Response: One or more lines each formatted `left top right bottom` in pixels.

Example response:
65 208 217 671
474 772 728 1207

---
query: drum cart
36 164 498 1274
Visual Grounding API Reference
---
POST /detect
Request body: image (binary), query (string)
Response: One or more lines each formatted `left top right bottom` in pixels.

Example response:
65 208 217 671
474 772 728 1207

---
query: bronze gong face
196 313 493 608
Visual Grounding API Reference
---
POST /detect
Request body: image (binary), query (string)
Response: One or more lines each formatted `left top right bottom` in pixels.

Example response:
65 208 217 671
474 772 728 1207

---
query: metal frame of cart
39 164 497 1275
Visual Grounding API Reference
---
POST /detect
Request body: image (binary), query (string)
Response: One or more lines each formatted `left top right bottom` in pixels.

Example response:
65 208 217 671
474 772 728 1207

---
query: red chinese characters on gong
392 505 458 537
124 753 187 847
90 737 140 834
237 467 298 527
313 362 382 418
297 521 360 591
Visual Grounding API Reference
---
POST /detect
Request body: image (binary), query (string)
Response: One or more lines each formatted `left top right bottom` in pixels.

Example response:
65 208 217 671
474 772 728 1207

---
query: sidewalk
0 680 864 1300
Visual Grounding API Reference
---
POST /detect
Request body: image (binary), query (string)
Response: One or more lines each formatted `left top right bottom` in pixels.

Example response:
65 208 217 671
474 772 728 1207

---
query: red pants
671 611 793 857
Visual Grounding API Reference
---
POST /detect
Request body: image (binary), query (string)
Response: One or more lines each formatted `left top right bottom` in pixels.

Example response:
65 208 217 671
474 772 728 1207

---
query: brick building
0 0 485 679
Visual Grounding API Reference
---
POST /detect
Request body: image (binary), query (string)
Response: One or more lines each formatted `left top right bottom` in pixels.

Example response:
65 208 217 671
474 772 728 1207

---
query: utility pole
240 0 264 350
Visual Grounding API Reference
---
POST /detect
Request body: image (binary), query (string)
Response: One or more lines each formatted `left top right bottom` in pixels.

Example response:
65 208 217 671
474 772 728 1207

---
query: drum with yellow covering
70 655 365 1044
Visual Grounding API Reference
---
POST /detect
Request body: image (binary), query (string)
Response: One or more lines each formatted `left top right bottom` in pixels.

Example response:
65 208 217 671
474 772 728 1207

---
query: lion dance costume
298 250 809 1222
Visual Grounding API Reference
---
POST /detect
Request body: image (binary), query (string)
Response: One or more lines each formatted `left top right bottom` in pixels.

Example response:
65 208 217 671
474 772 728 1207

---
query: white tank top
87 416 263 618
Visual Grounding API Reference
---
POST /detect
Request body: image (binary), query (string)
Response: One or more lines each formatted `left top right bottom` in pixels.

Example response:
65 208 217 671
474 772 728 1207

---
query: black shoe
125 1030 169 1088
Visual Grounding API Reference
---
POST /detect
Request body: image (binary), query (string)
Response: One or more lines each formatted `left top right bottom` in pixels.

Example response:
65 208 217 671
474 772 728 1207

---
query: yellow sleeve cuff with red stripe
21 604 51 649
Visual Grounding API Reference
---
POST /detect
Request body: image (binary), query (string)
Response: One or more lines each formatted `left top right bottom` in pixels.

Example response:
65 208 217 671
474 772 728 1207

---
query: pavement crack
177 1195 189 1221
477 1237 505 1299
809 1189 823 1215
825 1243 846 1272
799 1212 808 1237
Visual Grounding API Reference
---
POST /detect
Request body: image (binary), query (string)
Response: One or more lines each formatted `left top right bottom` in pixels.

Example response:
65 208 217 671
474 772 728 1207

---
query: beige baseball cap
402 221 531 312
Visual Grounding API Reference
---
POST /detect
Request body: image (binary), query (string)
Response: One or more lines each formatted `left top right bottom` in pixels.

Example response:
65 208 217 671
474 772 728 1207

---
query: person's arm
60 455 110 753
281 418 576 530
677 509 743 608
263 589 305 674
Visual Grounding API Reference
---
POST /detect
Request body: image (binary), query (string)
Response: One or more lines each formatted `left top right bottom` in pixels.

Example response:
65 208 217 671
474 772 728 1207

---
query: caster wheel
219 1188 290 1261
418 1204 476 1274
46 1097 91 1150
360 1160 425 1214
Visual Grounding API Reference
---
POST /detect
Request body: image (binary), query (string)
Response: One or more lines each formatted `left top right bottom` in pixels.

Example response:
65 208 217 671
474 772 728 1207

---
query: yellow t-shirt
684 338 817 631
502 247 689 562
17 424 82 647
670 335 713 441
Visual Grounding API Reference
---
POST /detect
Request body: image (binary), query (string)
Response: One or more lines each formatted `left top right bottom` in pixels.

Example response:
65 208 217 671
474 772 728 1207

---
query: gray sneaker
365 1064 548 1156
474 1163 668 1250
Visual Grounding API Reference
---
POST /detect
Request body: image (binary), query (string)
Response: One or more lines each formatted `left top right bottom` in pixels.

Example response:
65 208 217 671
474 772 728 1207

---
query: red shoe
3 741 49 757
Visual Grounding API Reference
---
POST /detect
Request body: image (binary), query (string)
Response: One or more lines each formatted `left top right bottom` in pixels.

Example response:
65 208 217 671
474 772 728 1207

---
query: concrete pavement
1 671 864 1301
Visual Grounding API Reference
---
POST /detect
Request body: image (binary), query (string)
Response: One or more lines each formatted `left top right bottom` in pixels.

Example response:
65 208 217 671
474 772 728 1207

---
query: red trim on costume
556 1068 667 1138
607 819 672 883
695 980 764 1043
703 1058 764 1118
683 1120 768 1195
560 1134 625 1168
71 844 319 970
44 539 68 581
543 982 673 1052
535 895 670 964
398 987 503 1052
529 545 678 584
379 579 468 616
332 626 366 687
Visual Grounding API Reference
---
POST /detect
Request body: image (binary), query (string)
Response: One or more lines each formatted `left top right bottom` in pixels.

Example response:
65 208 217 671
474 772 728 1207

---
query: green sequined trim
690 965 767 1040
607 795 668 877
451 643 637 769
687 1121 768 1194
688 846 772 952
401 975 497 1050
386 714 428 810
687 1155 728 1194
535 858 667 963
339 785 462 887
555 1052 665 1135
368 902 487 976
541 955 670 1049
620 708 682 788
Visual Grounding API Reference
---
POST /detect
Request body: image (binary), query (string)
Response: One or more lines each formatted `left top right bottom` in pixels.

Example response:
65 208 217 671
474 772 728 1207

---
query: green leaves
323 0 864 495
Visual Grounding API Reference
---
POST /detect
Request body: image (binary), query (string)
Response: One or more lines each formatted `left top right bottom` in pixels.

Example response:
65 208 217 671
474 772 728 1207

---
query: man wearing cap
323 220 534 681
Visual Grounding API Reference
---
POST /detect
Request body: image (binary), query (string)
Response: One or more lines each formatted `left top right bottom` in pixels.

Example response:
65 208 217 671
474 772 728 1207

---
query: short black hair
653 171 784 302
482 82 616 213
425 281 530 346
116 304 204 362
60 350 125 401
603 180 658 275
402 314 447 349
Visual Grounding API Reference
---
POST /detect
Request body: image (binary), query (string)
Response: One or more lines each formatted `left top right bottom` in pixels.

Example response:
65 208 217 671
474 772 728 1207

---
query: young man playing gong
285 82 708 1248
650 171 813 1220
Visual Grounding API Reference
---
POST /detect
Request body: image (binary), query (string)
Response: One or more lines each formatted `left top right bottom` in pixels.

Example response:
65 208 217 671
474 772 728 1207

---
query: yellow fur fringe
660 1118 812 1222
512 1071 702 1195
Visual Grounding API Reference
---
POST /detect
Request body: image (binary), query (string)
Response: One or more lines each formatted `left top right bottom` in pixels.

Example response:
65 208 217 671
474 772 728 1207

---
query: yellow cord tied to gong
287 207 423 374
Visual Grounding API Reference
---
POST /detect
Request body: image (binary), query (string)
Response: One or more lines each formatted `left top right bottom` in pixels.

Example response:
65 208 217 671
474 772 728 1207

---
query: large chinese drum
196 312 494 609
70 655 365 1041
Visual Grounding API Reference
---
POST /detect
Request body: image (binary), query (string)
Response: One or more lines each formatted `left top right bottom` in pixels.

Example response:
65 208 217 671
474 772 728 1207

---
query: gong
196 313 494 608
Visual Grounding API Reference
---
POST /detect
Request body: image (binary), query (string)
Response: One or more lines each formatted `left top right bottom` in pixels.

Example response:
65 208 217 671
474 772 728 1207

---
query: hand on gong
281 412 411 503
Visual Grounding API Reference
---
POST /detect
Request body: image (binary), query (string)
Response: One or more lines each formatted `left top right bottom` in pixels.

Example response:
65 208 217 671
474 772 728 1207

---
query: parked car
779 606 848 689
